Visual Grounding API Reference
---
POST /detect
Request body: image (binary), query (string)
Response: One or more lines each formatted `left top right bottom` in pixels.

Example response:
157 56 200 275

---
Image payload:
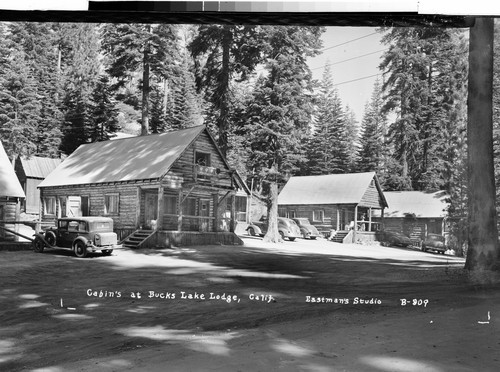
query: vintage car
421 233 447 254
32 217 120 258
376 230 412 247
246 217 301 241
292 218 322 240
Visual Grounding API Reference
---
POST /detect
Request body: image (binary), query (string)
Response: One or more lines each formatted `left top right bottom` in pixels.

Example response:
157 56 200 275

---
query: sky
307 27 385 124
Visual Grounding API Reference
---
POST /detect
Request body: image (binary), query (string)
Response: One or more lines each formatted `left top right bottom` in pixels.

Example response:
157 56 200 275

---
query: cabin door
199 199 210 232
144 193 158 229
67 196 81 217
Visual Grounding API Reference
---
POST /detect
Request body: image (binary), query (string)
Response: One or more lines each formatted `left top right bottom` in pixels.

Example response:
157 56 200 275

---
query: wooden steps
330 231 350 243
120 230 155 249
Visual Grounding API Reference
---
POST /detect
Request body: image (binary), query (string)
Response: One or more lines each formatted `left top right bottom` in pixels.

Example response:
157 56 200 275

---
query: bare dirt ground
0 237 498 372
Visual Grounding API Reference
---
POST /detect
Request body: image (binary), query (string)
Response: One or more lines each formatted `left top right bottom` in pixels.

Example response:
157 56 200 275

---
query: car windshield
295 218 310 225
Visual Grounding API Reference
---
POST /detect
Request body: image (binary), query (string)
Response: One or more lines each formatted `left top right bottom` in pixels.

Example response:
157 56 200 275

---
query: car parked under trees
32 217 121 258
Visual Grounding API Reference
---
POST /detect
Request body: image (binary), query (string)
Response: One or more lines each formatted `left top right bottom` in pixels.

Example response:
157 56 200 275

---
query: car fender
73 236 91 249
250 225 263 235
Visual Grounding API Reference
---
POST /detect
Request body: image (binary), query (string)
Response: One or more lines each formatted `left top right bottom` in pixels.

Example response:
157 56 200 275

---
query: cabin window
43 197 56 215
313 210 324 222
235 196 247 222
195 152 211 166
289 210 297 218
104 194 119 215
164 195 177 214
183 197 197 216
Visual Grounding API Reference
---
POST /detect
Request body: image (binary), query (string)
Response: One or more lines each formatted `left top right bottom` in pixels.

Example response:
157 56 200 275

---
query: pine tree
307 64 350 175
379 27 467 191
190 25 266 156
344 105 359 171
0 48 40 160
89 75 120 142
357 78 388 174
102 23 180 136
58 23 102 154
245 25 324 242
7 22 63 157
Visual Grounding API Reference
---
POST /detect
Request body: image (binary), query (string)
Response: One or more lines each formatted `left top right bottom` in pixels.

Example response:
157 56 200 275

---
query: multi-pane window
104 194 119 215
235 196 247 222
44 197 56 215
313 210 324 222
182 197 197 216
164 195 177 214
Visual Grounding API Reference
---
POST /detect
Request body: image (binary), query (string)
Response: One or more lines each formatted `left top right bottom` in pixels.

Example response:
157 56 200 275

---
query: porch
133 184 248 247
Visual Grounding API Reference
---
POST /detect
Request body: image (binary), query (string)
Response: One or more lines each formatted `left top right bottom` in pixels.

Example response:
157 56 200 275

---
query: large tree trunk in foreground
263 181 281 243
465 17 500 271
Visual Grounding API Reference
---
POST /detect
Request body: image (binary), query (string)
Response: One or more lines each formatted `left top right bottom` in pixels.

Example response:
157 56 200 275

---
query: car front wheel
289 237 296 241
74 241 88 258
102 249 113 256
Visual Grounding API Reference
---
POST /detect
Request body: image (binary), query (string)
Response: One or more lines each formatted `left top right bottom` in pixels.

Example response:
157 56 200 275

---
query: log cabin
0 141 26 241
372 190 450 242
277 172 388 244
38 125 250 247
15 156 61 215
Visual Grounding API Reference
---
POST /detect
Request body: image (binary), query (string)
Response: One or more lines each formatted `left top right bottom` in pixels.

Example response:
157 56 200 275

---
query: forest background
1 21 500 249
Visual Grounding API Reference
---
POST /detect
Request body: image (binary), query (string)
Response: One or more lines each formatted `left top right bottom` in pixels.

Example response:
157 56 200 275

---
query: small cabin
372 191 449 242
0 141 26 241
15 156 61 215
278 172 388 244
38 125 249 247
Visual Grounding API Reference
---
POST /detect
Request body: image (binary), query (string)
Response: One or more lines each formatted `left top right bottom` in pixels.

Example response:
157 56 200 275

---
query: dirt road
0 237 498 371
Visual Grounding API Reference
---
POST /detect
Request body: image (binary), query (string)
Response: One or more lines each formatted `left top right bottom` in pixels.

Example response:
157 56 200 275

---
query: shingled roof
39 125 207 188
278 172 387 208
0 141 25 198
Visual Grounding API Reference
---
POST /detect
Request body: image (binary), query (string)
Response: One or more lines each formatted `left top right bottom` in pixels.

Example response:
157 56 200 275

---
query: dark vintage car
292 218 322 240
32 217 121 258
421 233 447 254
376 230 412 247
246 217 301 241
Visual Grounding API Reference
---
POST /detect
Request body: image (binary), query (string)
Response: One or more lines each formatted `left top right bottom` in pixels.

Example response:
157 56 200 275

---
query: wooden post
369 207 372 232
230 194 236 233
336 207 340 231
466 17 499 271
177 190 183 232
353 205 358 243
157 185 164 231
213 193 221 232
135 187 141 229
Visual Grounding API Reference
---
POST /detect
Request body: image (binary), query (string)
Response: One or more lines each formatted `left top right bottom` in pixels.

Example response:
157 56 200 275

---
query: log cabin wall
278 204 342 232
169 131 233 189
40 180 158 230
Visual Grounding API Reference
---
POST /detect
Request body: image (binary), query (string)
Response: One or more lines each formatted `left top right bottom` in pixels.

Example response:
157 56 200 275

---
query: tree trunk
141 42 150 136
465 17 500 271
217 27 231 157
263 181 281 243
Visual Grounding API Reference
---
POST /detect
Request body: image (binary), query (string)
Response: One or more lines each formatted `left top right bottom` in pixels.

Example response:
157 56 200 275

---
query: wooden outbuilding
277 172 388 243
0 141 26 241
38 125 249 247
372 191 449 242
15 156 61 215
